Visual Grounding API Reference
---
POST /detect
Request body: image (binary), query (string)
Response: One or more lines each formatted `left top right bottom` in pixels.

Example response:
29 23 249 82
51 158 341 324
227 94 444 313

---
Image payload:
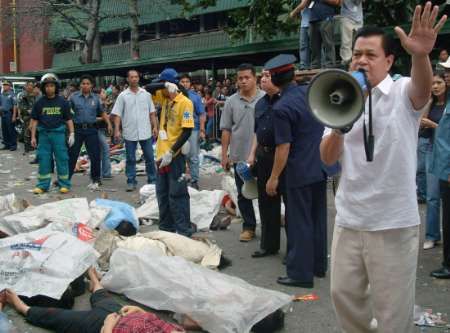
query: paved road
0 149 448 332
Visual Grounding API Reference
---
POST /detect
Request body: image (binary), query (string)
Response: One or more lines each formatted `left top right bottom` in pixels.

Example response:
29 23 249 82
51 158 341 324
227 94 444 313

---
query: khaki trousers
339 17 363 64
331 224 419 333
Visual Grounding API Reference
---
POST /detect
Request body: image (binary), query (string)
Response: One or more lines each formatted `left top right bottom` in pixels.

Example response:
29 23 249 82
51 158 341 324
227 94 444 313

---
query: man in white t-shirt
320 3 447 333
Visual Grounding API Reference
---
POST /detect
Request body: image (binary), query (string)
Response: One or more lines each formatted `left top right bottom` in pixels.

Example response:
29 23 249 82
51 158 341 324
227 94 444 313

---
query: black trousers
440 180 450 268
256 147 286 253
309 18 336 69
285 181 327 282
69 127 101 182
26 289 121 333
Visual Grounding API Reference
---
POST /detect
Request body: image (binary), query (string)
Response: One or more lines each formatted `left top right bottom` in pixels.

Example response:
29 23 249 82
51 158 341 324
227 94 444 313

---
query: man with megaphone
319 3 447 332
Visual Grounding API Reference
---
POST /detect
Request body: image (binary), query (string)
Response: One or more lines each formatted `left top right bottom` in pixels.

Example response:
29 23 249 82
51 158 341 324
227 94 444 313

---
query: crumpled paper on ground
102 248 292 333
0 193 27 218
137 184 225 230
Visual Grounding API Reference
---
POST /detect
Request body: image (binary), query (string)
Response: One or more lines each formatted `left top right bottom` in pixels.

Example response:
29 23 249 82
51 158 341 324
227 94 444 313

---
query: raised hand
394 2 447 57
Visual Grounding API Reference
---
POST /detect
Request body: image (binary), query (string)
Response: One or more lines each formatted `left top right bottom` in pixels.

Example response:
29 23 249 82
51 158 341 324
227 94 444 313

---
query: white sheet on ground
137 185 225 230
0 225 98 298
0 198 91 235
95 230 222 270
102 248 292 333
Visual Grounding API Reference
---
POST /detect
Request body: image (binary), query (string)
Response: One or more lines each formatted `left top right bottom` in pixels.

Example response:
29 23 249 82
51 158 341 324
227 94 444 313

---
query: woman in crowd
204 90 217 140
422 72 448 250
429 72 450 279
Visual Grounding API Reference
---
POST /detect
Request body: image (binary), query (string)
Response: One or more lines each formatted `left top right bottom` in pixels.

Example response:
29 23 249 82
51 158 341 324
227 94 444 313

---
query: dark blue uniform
0 90 17 150
69 91 104 183
273 83 327 285
254 93 286 254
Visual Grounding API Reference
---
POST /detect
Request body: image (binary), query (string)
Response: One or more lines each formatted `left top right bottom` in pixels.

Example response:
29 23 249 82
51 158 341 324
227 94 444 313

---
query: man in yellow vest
153 68 195 237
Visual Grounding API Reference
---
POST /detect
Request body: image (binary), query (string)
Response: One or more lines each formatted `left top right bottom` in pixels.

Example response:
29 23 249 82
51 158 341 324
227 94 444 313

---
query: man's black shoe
29 158 38 164
252 250 278 258
277 277 313 288
431 267 450 279
9 147 17 151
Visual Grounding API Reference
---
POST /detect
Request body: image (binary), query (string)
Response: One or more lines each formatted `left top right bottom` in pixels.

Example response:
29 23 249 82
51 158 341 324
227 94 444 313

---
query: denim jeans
98 129 111 178
187 129 200 183
156 154 192 237
206 117 214 138
423 138 441 241
125 138 156 185
416 137 427 200
234 164 257 231
299 26 310 70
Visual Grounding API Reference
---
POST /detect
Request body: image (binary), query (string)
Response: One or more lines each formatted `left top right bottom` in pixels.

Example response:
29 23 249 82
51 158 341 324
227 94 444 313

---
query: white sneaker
423 240 435 250
87 182 100 191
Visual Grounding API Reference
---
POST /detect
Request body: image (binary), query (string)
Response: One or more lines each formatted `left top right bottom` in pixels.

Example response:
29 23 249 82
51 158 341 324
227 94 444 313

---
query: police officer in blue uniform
265 54 327 288
0 81 18 151
248 69 286 258
68 74 112 187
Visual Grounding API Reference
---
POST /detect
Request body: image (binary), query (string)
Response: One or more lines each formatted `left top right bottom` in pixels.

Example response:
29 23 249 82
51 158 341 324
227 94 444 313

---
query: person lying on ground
3 267 185 333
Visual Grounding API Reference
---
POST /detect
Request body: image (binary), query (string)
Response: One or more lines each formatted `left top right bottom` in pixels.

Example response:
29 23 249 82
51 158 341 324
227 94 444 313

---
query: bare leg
5 289 30 315
87 267 103 293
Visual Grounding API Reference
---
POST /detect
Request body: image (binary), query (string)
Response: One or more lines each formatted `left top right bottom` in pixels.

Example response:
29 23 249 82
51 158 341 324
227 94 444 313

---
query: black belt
74 123 97 129
257 145 275 153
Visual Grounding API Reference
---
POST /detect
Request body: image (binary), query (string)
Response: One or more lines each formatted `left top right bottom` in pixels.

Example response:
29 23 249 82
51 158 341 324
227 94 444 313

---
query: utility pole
12 0 18 72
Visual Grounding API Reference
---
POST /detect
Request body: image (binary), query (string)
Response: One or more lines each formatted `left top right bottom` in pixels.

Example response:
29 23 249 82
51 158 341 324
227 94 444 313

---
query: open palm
395 2 447 57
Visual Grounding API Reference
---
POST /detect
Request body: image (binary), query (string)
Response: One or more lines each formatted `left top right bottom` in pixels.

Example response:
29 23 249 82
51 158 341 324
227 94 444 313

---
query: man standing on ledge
321 4 447 332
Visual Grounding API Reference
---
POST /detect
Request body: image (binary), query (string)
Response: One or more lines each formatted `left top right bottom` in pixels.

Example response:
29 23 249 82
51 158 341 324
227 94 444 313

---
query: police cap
264 54 297 75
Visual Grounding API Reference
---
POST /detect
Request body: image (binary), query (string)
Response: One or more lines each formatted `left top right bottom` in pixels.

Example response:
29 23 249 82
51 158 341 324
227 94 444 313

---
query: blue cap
153 68 179 84
264 54 297 74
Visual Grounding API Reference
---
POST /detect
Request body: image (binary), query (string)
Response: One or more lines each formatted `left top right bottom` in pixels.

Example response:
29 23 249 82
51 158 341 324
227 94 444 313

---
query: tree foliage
174 0 449 41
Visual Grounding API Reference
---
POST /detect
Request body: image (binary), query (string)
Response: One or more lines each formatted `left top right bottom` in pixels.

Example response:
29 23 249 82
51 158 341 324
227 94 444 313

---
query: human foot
5 289 29 315
87 267 103 292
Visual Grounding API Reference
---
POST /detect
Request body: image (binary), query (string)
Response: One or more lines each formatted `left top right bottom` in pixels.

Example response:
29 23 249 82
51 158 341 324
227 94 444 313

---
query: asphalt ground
0 149 449 333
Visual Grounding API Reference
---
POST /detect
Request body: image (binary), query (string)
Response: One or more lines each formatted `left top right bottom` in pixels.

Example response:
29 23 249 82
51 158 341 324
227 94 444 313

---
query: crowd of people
0 2 449 333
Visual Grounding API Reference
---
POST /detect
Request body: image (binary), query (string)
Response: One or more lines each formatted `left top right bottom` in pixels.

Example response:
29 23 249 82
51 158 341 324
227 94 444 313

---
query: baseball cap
152 68 179 84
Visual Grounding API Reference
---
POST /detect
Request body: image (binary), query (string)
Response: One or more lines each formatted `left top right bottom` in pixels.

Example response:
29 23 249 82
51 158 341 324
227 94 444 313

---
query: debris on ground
414 305 448 327
293 293 320 302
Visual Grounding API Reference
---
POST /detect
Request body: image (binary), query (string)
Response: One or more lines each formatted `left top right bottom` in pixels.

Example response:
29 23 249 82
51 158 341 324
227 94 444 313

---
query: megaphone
307 69 375 162
307 69 367 129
